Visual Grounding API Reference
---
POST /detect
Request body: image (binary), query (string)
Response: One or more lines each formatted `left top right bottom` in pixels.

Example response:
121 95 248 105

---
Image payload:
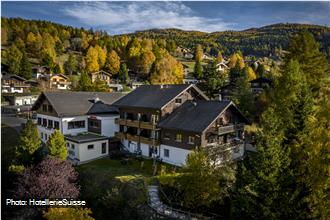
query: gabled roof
50 74 69 80
113 84 208 109
32 91 125 117
1 74 27 82
90 70 111 76
158 100 249 133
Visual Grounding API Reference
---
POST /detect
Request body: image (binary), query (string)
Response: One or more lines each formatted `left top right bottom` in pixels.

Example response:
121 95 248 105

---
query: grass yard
76 157 177 219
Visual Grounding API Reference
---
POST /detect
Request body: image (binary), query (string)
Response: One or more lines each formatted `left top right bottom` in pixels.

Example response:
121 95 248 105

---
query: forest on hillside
132 23 330 57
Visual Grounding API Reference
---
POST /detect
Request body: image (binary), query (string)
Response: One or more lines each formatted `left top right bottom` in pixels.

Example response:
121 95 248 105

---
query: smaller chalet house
216 61 229 73
113 84 248 166
1 75 30 93
49 74 71 90
32 91 125 164
90 70 111 85
250 77 273 95
2 93 38 106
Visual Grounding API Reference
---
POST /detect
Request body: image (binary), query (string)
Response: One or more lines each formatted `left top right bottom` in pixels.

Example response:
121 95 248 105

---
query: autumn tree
228 53 245 69
46 130 68 161
106 50 120 75
95 45 107 68
243 66 257 81
215 51 223 63
44 208 94 220
15 120 41 165
150 50 183 84
16 157 79 199
86 46 100 73
194 44 203 62
138 50 156 78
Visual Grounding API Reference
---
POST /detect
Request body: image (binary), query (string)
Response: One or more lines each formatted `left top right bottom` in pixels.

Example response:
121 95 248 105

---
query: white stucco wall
66 139 108 163
61 116 88 135
159 145 192 166
15 96 38 105
36 114 61 143
88 115 119 137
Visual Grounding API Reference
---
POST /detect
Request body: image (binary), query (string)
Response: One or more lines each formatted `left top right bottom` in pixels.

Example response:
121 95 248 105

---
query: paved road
1 114 27 132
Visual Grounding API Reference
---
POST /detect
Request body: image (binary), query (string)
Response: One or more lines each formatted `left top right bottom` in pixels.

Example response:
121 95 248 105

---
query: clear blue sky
2 1 329 35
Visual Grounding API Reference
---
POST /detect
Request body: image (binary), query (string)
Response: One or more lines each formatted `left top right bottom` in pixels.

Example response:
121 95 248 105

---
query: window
54 121 59 130
68 121 85 129
66 143 70 148
45 134 48 141
69 150 75 156
42 119 47 127
87 144 94 150
48 120 53 129
71 144 75 150
175 98 182 104
102 143 106 154
42 104 47 111
48 105 53 112
175 133 182 142
164 133 171 140
41 132 43 139
37 117 42 125
188 136 195 144
164 149 170 158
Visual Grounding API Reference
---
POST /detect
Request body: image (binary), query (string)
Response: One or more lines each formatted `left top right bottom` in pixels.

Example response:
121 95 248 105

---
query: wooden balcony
218 125 235 135
140 121 156 130
115 117 159 130
126 119 140 127
140 136 160 146
115 131 126 139
126 133 140 142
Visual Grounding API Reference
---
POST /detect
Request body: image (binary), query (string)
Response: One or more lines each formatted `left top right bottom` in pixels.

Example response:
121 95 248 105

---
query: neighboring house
158 100 248 165
1 75 30 93
109 84 123 92
129 81 145 90
32 66 50 79
183 74 199 85
2 93 39 106
250 77 273 95
113 84 247 166
216 62 229 73
219 83 235 101
184 52 194 59
49 74 71 90
32 91 125 164
90 70 111 85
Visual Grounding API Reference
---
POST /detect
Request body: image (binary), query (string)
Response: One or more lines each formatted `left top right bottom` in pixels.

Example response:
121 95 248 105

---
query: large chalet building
32 91 125 164
113 84 248 166
32 84 248 166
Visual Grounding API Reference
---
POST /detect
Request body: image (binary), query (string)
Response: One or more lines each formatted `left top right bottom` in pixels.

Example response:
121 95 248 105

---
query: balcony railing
115 118 157 129
140 136 160 145
114 132 160 145
210 123 245 135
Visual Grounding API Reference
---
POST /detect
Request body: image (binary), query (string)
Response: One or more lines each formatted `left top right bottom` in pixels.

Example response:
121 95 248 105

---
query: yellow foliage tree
86 46 99 73
245 66 257 80
106 50 120 75
95 45 107 68
44 207 94 220
228 53 245 69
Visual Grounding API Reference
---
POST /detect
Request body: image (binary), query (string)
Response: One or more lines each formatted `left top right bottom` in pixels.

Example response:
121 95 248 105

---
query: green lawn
77 157 177 219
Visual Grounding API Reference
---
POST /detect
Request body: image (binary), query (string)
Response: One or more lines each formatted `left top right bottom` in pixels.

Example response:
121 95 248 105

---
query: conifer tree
16 120 41 165
20 52 32 79
46 130 68 161
118 63 129 84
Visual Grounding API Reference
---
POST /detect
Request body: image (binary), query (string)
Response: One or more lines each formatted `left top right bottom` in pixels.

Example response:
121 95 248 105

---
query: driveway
1 113 27 132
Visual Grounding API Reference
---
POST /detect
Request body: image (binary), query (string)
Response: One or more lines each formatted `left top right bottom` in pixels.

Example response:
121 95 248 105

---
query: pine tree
46 130 68 161
16 120 41 165
20 52 32 79
4 44 23 75
194 60 203 79
118 63 129 84
76 72 92 91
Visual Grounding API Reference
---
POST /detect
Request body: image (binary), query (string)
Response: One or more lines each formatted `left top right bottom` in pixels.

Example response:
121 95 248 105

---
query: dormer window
48 105 53 112
175 98 182 104
42 104 47 111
